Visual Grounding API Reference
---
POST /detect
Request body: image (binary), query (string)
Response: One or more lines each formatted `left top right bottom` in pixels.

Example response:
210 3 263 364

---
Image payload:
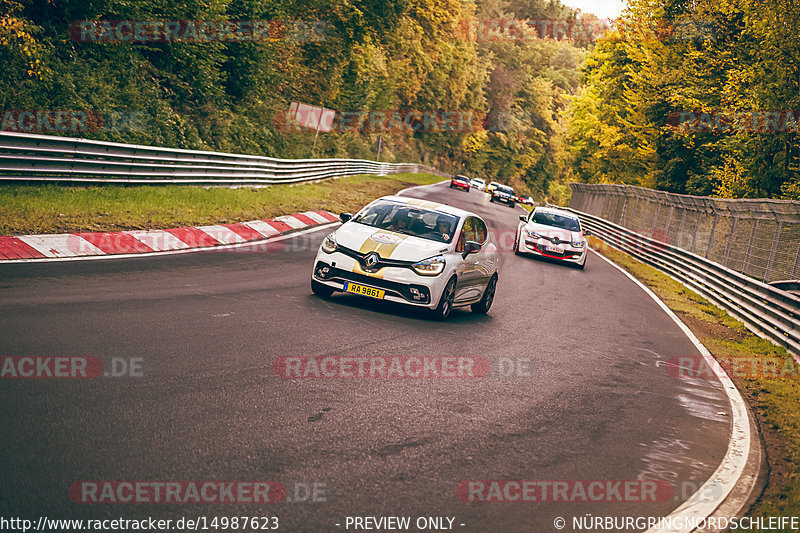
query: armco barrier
564 206 800 361
569 183 800 284
0 131 450 184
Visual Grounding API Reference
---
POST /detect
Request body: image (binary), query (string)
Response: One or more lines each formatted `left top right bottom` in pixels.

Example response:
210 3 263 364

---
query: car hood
523 222 583 243
335 222 450 261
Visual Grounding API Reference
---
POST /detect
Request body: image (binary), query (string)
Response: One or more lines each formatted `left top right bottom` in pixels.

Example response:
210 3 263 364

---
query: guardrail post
742 219 759 276
690 206 703 253
705 214 718 259
665 204 674 237
793 243 800 280
677 208 688 249
765 221 783 282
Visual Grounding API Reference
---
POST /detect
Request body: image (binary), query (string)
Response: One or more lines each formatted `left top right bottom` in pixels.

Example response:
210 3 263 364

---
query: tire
431 277 457 321
576 256 586 270
489 196 494 203
509 202 515 208
471 275 497 314
513 231 522 256
311 279 335 297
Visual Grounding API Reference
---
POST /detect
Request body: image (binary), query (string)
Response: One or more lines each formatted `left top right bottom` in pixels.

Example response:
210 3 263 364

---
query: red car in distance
449 175 471 192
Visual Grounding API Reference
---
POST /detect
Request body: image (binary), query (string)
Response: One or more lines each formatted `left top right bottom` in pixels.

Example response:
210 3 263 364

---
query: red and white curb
0 210 338 262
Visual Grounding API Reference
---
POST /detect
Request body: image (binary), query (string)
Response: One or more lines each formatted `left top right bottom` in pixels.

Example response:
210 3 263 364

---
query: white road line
590 248 756 533
396 180 449 195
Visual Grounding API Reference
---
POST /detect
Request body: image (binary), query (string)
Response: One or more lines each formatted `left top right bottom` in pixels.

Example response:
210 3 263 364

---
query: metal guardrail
565 206 800 361
0 131 450 184
569 182 800 284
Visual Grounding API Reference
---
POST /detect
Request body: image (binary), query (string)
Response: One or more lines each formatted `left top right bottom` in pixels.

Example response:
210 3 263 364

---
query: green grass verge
587 236 800 527
0 173 444 235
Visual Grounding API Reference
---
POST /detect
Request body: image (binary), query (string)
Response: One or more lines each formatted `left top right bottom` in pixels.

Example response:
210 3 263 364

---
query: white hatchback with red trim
514 206 590 269
311 195 500 320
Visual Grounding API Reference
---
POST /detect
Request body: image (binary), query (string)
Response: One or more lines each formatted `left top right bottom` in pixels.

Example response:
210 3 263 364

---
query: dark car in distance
490 184 516 207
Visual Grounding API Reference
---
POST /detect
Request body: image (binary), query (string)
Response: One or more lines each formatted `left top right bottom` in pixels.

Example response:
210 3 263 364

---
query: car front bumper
311 251 449 309
519 238 587 264
492 195 515 205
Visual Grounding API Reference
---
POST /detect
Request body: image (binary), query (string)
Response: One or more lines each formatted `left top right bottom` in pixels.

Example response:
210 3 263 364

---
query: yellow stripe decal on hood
352 231 409 278
376 233 408 258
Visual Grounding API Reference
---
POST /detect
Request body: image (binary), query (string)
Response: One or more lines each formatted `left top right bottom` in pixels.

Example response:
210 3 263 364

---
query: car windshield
530 210 581 231
498 185 514 194
352 200 460 243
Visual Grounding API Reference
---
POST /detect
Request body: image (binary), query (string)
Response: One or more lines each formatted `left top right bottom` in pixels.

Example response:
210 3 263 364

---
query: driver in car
435 216 452 242
388 211 412 233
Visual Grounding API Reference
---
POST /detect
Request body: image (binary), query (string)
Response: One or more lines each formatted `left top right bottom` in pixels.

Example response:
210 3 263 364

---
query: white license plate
545 244 563 253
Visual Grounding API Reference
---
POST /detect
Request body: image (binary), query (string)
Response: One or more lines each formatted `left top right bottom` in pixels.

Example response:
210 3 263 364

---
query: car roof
533 206 579 220
471 177 485 182
374 195 477 219
454 175 469 180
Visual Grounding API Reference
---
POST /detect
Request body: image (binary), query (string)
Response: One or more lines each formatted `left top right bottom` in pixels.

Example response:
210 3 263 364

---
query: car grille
336 244 417 273
529 243 580 258
314 262 431 304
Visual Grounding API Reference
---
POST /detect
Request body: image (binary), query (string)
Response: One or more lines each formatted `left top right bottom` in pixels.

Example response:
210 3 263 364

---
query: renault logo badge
365 253 379 268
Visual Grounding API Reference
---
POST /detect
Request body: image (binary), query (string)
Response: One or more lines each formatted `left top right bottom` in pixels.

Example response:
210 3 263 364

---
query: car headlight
321 233 337 253
527 230 539 238
571 239 585 248
412 255 445 276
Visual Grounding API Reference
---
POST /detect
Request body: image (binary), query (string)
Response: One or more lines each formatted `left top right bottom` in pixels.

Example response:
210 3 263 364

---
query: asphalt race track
0 182 733 532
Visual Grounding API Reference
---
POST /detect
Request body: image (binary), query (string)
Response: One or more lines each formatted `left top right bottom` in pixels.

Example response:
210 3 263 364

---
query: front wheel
311 279 335 297
509 202 515 208
431 277 457 321
513 231 522 256
489 196 494 202
471 275 497 314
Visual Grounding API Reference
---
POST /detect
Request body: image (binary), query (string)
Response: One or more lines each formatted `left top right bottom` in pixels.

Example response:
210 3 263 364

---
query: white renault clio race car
311 196 500 320
514 206 590 269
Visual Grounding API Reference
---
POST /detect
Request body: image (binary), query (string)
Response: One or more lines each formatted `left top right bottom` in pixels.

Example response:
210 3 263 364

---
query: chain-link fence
569 183 800 283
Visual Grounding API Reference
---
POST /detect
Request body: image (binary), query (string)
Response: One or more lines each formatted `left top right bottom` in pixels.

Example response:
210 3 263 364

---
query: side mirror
519 214 527 222
462 241 481 259
339 213 353 223
583 229 592 236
